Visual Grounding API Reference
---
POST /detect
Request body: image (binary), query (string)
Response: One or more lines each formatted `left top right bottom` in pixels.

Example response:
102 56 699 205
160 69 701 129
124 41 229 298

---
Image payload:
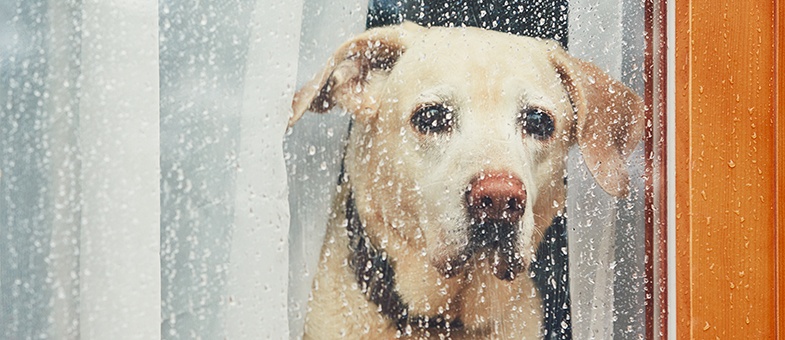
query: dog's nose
466 172 526 224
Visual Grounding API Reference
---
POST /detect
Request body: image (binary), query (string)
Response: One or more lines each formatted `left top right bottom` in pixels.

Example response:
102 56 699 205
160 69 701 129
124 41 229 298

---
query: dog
288 22 643 339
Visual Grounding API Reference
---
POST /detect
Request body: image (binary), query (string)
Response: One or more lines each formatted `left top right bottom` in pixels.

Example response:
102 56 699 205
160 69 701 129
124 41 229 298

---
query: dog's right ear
289 22 422 127
549 46 645 197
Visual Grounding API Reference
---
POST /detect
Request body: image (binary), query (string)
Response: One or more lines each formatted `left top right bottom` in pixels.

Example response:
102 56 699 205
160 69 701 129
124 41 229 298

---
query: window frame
672 0 784 338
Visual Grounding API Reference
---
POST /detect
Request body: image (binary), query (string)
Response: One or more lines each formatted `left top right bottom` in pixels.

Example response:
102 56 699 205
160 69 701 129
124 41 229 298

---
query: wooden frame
675 0 781 338
644 0 669 338
777 1 785 338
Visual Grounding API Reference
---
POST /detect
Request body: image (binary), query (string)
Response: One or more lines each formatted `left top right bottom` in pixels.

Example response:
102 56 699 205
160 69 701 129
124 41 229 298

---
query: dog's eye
411 104 454 135
520 108 554 140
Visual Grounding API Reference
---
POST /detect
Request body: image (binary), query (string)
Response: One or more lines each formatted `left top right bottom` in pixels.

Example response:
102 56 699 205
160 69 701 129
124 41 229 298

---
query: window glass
159 1 253 337
1 2 60 335
287 0 658 339
0 0 662 338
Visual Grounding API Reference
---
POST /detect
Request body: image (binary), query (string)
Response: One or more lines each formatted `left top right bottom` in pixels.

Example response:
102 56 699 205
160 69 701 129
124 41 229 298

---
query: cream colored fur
290 22 643 339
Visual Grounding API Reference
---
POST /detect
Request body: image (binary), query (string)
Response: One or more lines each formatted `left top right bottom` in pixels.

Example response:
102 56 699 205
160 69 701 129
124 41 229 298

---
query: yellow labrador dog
289 22 643 339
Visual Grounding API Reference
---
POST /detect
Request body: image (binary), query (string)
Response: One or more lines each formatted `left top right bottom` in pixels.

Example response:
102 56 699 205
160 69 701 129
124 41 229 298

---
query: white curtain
284 0 368 338
568 0 646 338
224 0 303 337
2 0 161 338
77 0 160 338
1 0 299 338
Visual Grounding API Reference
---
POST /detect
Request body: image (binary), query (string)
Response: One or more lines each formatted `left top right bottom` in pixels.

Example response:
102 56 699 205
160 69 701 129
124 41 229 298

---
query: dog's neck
344 191 464 333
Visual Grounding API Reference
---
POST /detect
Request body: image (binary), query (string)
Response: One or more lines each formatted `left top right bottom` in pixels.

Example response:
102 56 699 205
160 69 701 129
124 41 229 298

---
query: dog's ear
289 22 422 127
550 47 644 197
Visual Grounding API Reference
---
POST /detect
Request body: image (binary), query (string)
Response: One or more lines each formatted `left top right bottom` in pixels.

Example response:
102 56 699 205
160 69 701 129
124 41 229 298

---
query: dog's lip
486 248 526 281
432 226 528 281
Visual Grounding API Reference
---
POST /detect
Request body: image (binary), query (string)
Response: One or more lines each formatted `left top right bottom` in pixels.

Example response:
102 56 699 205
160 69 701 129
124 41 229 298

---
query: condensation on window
287 0 652 339
1 1 294 338
0 0 661 339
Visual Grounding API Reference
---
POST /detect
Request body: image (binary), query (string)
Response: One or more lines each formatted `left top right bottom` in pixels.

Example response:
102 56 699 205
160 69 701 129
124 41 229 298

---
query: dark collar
344 192 463 333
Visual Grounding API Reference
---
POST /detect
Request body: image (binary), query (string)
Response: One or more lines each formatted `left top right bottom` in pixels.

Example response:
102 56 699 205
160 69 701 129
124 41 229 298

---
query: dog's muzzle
464 172 527 281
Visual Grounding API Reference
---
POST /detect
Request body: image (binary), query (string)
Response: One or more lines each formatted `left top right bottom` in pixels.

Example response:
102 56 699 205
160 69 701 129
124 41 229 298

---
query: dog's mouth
436 219 526 281
469 220 525 281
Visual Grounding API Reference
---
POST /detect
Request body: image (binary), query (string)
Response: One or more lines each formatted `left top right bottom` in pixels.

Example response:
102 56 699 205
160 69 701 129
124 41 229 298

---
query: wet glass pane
159 0 252 337
1 2 61 337
0 0 665 338
2 1 162 338
287 0 661 339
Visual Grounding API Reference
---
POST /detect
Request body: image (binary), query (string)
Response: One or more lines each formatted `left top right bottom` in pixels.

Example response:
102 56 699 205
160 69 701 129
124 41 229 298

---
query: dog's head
290 23 643 282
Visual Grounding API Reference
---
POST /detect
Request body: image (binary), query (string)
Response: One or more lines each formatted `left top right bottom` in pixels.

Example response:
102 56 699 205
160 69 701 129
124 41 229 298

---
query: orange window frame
674 0 784 338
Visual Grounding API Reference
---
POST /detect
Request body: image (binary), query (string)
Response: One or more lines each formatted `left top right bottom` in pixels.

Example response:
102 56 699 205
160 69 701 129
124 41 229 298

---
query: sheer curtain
2 0 161 338
158 0 297 337
284 1 367 337
1 0 297 338
567 0 646 338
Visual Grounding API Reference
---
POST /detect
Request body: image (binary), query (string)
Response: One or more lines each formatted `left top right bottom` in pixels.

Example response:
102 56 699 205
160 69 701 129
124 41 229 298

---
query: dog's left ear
289 22 422 127
550 47 645 197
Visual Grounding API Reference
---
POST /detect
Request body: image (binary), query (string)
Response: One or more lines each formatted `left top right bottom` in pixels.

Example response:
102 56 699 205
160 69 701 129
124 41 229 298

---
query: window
286 1 667 339
12 0 783 339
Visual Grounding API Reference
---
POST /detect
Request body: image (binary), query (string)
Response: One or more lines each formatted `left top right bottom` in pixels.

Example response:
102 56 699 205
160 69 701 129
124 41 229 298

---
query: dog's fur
289 22 643 339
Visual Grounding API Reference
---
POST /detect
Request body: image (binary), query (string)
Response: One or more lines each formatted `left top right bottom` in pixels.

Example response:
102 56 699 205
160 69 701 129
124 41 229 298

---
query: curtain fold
45 1 83 339
158 0 252 337
2 0 162 339
1 1 57 338
567 0 646 338
223 0 304 338
284 1 368 337
77 0 161 338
